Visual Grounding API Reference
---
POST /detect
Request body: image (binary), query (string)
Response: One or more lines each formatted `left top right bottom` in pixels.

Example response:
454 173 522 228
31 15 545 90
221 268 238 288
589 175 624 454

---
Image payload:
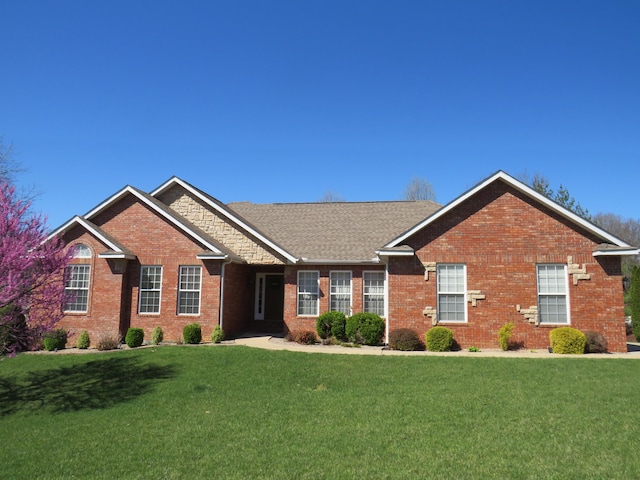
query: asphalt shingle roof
227 200 441 262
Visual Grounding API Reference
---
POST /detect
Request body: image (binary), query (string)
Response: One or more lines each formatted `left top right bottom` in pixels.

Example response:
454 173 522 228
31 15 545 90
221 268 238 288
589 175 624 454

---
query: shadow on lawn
0 356 176 416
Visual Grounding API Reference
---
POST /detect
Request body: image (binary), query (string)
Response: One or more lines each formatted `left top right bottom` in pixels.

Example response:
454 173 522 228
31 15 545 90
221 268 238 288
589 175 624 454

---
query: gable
156 184 289 265
385 171 637 257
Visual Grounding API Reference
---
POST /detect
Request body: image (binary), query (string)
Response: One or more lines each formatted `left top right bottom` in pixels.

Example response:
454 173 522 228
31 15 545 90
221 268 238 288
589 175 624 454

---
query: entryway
254 273 285 322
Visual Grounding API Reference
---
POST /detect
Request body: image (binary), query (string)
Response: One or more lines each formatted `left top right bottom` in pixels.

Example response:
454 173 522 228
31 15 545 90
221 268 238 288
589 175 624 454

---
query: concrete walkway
233 335 640 358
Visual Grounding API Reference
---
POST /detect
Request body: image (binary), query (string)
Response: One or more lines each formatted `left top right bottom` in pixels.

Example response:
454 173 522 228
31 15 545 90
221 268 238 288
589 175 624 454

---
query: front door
254 273 284 321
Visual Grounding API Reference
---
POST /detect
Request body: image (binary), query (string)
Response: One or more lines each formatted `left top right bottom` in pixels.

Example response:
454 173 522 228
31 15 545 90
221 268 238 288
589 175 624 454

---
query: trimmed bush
425 326 454 352
151 326 163 345
316 311 346 340
345 313 385 345
183 323 202 344
76 330 90 349
499 322 515 351
42 329 68 351
295 330 317 345
125 328 144 348
388 328 424 351
550 327 586 354
584 331 608 354
96 334 119 351
211 325 225 343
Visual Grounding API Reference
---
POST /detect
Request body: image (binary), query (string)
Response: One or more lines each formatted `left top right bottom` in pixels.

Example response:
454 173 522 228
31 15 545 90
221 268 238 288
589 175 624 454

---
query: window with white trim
363 271 385 316
297 271 319 316
437 264 467 322
537 264 569 324
330 271 352 316
64 265 91 312
139 266 162 314
71 243 92 258
178 266 201 315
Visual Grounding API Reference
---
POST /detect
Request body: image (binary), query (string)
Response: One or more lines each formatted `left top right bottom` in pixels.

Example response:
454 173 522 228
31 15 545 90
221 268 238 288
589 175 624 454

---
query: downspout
384 262 390 345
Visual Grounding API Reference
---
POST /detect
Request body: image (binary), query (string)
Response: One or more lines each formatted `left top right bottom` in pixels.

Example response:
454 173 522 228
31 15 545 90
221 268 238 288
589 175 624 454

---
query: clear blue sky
2 0 639 229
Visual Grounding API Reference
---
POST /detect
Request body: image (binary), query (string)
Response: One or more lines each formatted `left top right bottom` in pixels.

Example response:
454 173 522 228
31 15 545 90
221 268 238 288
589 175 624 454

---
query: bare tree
404 176 436 201
0 137 22 184
318 191 345 202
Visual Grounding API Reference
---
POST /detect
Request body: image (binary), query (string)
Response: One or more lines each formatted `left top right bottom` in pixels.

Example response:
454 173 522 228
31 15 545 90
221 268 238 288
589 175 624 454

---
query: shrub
550 327 586 354
345 313 385 345
388 328 424 351
469 346 480 352
125 328 144 348
151 326 163 345
211 325 225 343
499 322 515 351
297 330 318 345
96 334 119 351
583 330 608 354
0 307 29 356
42 329 67 351
316 311 346 340
183 323 202 344
76 330 90 349
425 326 453 352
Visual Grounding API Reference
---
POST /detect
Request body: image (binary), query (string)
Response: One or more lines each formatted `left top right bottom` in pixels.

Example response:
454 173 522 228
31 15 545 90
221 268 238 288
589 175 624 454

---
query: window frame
329 271 352 316
436 264 467 323
64 264 91 313
297 270 319 317
138 266 163 314
177 265 202 316
536 264 570 325
363 270 386 317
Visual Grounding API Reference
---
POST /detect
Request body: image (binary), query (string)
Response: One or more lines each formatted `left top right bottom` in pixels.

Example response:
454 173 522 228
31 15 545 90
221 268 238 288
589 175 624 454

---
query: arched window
71 243 92 258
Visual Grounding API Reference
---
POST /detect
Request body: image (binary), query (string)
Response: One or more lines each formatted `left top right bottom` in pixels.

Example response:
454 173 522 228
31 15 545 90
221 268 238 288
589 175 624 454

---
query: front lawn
1 346 639 479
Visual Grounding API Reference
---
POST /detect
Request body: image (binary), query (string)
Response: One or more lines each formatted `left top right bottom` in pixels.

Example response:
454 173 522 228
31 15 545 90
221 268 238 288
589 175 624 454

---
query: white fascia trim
384 171 634 249
98 252 137 260
48 216 126 253
86 185 224 255
593 248 640 257
151 177 298 264
297 257 381 265
196 253 229 260
375 248 415 257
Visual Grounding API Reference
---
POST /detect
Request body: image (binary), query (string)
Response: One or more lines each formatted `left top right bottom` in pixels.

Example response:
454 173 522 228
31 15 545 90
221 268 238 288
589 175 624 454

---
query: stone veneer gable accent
158 186 284 265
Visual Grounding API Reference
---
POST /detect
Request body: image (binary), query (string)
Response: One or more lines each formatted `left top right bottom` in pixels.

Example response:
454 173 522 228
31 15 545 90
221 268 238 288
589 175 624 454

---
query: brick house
49 171 638 352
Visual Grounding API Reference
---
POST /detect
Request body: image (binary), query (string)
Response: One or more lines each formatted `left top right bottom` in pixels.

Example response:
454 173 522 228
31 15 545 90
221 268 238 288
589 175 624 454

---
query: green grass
1 346 639 479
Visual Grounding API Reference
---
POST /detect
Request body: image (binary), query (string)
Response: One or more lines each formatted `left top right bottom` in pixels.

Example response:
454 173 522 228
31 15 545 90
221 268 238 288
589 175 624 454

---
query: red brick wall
220 262 253 336
388 182 627 352
283 265 386 335
59 195 224 345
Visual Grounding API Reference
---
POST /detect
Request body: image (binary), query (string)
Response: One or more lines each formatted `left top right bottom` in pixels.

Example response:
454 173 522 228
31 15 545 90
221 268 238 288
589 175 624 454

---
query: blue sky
1 1 639 229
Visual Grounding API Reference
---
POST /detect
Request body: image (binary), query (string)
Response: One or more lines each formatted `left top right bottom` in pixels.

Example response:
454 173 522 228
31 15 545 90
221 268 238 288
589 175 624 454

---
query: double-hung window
437 264 467 322
64 265 91 313
297 271 319 316
178 266 201 315
537 264 569 324
139 266 162 314
330 271 352 316
363 271 385 316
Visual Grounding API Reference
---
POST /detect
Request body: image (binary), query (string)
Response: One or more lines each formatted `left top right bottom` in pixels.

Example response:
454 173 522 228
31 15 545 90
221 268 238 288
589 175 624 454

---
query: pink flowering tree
0 182 71 355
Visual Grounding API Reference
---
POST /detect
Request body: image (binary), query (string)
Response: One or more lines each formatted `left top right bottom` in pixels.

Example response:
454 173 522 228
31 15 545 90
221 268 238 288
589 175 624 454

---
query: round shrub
388 328 424 351
151 326 163 345
76 330 90 349
425 326 454 352
345 313 385 345
583 330 608 354
316 311 346 340
183 323 202 344
43 329 68 351
211 325 225 343
550 327 586 354
294 330 317 345
125 327 144 348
